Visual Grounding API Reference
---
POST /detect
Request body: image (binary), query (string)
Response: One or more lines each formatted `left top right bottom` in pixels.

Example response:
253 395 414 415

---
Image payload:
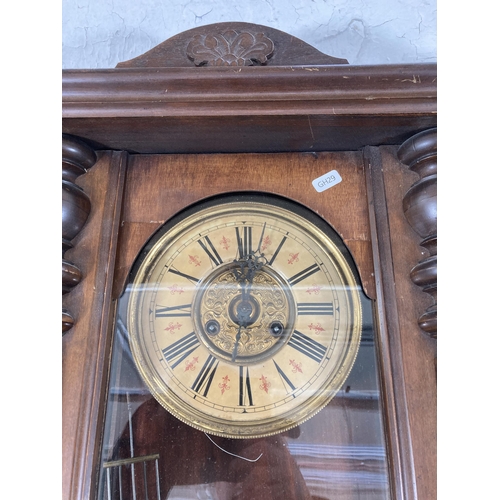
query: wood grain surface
62 63 437 155
62 146 436 500
378 147 436 499
113 151 375 300
62 151 128 500
115 22 349 68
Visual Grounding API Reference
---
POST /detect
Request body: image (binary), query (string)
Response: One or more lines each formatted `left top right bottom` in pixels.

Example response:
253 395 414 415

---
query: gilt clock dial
126 193 362 438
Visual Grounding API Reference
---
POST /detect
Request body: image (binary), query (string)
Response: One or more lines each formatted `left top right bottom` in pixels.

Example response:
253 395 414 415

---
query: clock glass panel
98 193 391 499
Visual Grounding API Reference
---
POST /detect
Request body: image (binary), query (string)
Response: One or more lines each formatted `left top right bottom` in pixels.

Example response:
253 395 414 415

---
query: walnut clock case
62 23 437 500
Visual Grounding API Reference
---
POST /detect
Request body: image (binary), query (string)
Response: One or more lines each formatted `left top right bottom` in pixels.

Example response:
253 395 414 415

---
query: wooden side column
366 145 437 499
397 129 437 338
62 134 97 334
62 149 128 500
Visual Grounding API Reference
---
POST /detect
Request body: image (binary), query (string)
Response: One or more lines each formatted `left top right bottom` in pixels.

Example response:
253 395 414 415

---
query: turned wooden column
397 128 437 338
62 134 97 334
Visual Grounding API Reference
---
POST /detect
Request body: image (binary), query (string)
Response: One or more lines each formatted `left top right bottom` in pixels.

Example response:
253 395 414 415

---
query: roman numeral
273 360 296 394
236 226 252 259
268 235 287 265
288 263 320 286
297 302 334 315
239 366 254 407
198 236 223 266
168 267 200 284
155 304 191 317
288 330 327 363
192 354 218 397
162 332 200 369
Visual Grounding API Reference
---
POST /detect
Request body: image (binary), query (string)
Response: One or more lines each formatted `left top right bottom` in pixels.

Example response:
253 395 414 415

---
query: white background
62 0 437 68
3 3 498 499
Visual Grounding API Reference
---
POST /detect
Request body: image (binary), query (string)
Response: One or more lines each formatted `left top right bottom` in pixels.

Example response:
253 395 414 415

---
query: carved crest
186 29 274 67
115 22 349 68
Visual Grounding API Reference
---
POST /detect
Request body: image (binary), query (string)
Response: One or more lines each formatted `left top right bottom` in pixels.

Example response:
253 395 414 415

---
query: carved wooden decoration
116 22 348 68
62 134 97 334
397 128 437 338
186 29 274 66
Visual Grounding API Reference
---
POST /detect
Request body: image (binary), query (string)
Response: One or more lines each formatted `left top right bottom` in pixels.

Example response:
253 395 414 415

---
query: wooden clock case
62 22 437 500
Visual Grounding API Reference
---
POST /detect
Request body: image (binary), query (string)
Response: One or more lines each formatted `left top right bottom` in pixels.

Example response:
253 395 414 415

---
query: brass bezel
126 194 363 438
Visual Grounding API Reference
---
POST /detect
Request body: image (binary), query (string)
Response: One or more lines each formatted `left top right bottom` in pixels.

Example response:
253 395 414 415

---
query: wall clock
62 22 437 500
125 192 363 438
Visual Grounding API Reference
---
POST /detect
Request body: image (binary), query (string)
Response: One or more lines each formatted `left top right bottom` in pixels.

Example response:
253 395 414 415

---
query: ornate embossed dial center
193 262 295 363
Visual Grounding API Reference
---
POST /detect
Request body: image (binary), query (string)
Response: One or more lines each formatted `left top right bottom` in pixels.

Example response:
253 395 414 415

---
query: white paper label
312 170 342 192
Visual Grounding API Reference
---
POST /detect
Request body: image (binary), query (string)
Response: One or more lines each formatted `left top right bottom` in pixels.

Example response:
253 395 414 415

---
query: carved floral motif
187 30 274 67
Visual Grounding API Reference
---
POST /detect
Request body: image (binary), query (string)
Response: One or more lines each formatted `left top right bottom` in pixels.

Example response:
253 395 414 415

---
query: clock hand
233 223 268 283
233 257 267 296
231 324 244 362
231 288 254 361
230 223 268 360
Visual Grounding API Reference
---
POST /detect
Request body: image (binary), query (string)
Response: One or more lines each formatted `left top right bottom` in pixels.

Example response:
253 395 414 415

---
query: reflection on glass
97 294 390 499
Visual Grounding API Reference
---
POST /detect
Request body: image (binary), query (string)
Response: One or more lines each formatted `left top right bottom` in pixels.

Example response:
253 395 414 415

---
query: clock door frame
62 22 437 500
